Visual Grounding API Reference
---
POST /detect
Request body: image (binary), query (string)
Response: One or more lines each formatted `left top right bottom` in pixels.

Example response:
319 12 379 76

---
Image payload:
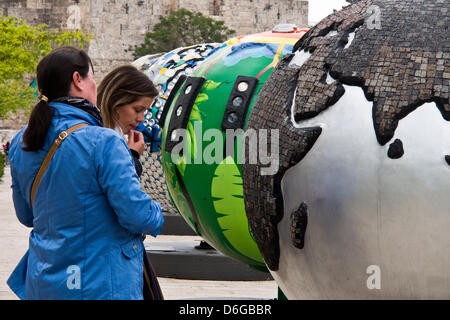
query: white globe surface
276 85 450 299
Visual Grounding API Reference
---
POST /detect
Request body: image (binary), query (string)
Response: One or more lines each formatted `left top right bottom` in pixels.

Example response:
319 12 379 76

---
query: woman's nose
137 112 145 122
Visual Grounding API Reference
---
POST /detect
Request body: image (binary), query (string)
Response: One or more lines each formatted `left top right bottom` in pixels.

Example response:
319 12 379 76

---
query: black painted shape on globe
291 202 308 250
388 139 404 159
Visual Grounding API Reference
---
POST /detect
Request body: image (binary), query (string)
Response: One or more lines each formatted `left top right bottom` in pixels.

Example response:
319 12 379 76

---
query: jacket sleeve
10 168 34 228
95 130 163 236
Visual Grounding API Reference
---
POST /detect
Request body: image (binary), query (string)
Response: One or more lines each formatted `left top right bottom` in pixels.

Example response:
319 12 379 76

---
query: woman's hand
127 130 145 155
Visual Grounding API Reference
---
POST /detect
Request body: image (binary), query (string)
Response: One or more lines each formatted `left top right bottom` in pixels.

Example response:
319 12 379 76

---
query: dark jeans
143 251 164 300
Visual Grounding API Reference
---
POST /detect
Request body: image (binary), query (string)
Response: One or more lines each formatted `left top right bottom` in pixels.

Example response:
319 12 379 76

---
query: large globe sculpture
242 0 450 298
160 26 308 270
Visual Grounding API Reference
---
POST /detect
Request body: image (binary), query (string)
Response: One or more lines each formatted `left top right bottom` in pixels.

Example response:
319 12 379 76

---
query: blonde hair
97 65 158 129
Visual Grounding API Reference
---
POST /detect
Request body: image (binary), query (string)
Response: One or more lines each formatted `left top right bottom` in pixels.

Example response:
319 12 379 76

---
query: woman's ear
72 71 83 91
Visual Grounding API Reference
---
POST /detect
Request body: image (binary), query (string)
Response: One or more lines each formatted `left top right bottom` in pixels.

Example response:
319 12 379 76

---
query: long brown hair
97 65 159 130
22 46 94 151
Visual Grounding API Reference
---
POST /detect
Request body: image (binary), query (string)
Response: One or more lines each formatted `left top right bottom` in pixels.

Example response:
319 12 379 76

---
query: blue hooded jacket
7 102 164 300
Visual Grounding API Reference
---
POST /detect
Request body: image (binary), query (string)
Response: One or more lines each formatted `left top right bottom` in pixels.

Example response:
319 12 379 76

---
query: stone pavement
0 165 277 300
0 166 30 300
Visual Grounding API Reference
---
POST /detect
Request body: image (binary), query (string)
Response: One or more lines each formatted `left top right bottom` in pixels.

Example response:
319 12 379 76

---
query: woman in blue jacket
97 64 164 299
7 46 164 300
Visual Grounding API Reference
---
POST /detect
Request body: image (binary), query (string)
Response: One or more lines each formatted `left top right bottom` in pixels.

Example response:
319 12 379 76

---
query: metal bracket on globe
221 75 258 131
164 76 206 153
158 75 187 129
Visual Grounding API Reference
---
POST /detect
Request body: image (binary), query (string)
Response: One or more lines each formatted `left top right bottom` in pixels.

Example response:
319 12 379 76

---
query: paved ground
0 166 277 300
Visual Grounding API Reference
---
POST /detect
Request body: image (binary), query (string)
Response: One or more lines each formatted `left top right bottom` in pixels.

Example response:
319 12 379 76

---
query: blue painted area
223 43 279 66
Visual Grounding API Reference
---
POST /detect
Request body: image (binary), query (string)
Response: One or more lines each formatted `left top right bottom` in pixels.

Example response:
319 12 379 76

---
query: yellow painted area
239 36 299 45
227 33 301 46
225 38 241 45
273 43 286 65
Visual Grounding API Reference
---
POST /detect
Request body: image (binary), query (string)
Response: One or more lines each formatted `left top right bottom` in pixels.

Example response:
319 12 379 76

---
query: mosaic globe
160 27 308 270
242 0 450 298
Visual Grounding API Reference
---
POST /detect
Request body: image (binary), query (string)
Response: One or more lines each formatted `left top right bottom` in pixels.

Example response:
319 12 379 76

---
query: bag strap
30 123 88 207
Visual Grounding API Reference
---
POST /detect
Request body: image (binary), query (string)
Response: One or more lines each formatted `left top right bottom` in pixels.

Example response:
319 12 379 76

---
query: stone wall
1 0 308 83
0 0 307 128
1 0 91 32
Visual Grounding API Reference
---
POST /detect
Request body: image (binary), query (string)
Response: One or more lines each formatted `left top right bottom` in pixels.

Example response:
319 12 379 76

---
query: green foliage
0 15 90 118
132 9 235 58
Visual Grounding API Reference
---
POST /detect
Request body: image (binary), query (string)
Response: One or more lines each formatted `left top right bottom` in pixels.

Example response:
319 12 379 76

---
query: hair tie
39 94 49 102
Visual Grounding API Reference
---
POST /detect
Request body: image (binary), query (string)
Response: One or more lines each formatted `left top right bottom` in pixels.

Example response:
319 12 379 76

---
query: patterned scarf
52 97 103 125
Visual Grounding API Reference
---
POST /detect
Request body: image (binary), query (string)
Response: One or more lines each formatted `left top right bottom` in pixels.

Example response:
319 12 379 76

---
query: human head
97 65 159 133
23 46 95 152
37 46 96 105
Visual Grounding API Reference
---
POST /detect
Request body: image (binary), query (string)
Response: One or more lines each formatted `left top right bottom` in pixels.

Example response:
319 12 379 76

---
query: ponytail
22 99 53 152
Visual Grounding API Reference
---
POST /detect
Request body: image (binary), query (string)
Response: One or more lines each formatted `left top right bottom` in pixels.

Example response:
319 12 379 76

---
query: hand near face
127 130 145 155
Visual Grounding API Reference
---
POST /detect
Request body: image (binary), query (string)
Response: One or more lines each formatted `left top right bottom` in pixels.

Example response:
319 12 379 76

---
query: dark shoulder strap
30 123 88 207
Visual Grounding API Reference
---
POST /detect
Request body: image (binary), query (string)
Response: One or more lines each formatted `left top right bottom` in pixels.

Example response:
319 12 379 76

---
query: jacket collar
49 100 103 127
